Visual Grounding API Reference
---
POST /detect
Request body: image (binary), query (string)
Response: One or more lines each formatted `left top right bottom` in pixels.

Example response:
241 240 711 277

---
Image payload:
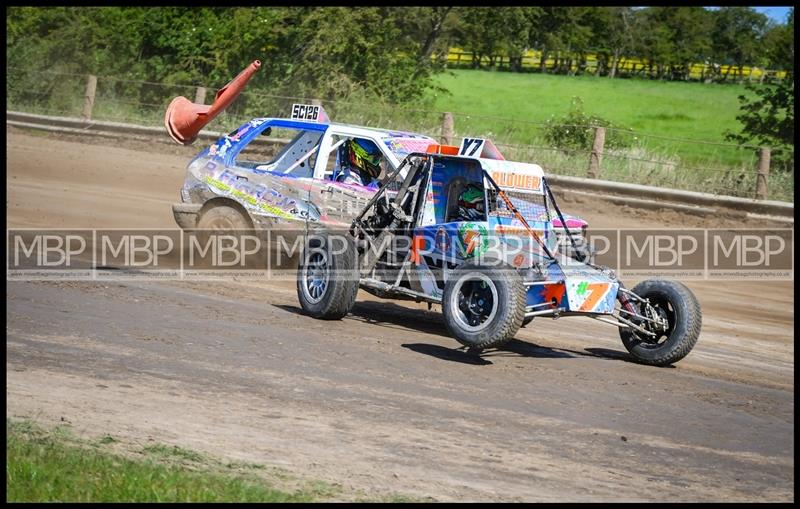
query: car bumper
172 203 202 230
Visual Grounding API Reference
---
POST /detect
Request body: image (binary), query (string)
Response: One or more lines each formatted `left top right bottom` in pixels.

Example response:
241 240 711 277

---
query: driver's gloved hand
459 207 482 221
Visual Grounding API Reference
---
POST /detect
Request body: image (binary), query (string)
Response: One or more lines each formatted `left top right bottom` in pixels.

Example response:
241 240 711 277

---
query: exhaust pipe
164 60 262 145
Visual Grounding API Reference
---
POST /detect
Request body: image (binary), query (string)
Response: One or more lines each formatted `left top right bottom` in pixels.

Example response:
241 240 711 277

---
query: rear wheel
296 233 359 320
619 279 702 366
442 263 526 351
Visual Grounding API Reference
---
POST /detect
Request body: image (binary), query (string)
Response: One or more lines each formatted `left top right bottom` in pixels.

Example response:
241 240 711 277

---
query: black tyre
194 205 256 266
442 262 526 351
619 279 702 367
196 204 252 232
296 233 359 320
521 316 534 328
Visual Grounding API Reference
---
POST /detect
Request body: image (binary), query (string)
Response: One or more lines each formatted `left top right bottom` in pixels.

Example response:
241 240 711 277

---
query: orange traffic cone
164 60 262 145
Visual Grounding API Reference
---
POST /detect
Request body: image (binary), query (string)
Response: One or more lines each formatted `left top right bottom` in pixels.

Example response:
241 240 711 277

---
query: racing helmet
458 184 484 210
457 183 485 220
340 138 383 184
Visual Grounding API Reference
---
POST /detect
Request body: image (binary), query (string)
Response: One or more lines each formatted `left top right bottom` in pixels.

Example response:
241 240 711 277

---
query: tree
725 9 793 172
761 8 794 74
711 7 769 80
631 8 674 79
527 7 594 75
588 7 636 78
637 7 711 81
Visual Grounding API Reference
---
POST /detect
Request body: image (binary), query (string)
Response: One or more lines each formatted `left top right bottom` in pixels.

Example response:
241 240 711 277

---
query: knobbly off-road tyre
442 262 526 351
619 279 702 367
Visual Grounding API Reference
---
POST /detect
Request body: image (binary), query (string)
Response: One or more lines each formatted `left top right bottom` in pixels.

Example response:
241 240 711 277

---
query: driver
335 138 383 188
456 183 485 221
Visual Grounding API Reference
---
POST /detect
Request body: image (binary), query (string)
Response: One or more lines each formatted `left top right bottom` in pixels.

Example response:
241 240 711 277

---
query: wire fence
6 66 793 203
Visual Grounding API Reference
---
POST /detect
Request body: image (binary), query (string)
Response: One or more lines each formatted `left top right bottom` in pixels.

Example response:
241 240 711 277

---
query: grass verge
6 419 340 502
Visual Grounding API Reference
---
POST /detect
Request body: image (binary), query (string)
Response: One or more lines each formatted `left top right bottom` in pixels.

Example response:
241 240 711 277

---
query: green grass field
5 419 414 503
427 69 764 170
421 70 793 201
430 69 755 145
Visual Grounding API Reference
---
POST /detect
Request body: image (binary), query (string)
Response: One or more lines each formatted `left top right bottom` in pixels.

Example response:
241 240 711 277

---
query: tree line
457 7 793 82
5 6 793 170
6 6 794 103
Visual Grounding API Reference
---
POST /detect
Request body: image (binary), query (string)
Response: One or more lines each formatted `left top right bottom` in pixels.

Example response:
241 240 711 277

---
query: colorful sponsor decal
203 174 295 219
491 171 541 192
209 138 233 158
458 222 488 257
490 209 515 218
576 283 611 312
247 118 269 128
229 124 250 141
420 190 437 226
495 224 545 237
565 280 613 312
384 138 435 158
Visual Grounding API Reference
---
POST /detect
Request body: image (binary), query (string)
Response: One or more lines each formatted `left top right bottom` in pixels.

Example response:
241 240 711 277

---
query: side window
320 135 388 186
234 127 323 178
444 177 487 223
321 135 348 180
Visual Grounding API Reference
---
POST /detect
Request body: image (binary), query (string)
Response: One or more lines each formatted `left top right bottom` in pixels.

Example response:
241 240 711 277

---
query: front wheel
442 263 526 351
296 233 359 320
618 279 702 366
196 204 252 233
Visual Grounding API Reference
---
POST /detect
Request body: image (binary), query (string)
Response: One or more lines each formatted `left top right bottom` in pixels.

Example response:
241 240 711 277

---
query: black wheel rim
451 273 498 332
631 296 675 349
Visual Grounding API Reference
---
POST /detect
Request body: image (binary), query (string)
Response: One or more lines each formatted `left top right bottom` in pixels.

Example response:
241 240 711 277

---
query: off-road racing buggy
296 147 702 367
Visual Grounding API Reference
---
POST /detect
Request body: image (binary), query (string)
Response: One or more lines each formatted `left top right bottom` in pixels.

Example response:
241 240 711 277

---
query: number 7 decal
578 283 611 311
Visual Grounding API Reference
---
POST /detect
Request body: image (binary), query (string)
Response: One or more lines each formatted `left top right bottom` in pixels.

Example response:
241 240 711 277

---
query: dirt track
6 128 794 501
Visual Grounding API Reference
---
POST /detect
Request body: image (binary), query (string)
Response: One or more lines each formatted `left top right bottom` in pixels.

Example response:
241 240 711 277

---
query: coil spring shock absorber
617 283 638 315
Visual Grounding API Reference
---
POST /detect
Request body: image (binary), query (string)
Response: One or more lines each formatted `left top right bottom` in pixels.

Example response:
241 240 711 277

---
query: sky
751 6 792 24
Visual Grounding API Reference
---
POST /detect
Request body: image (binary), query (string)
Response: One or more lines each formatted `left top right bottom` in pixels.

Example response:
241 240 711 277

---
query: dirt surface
6 127 795 501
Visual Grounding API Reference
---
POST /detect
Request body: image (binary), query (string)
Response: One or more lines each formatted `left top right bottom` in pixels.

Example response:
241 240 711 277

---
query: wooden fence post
756 147 770 200
441 112 454 145
194 86 207 105
311 98 322 106
587 126 605 179
82 74 97 121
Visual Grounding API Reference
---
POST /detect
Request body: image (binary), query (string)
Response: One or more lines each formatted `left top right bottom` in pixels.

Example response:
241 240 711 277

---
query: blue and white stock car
171 105 589 241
